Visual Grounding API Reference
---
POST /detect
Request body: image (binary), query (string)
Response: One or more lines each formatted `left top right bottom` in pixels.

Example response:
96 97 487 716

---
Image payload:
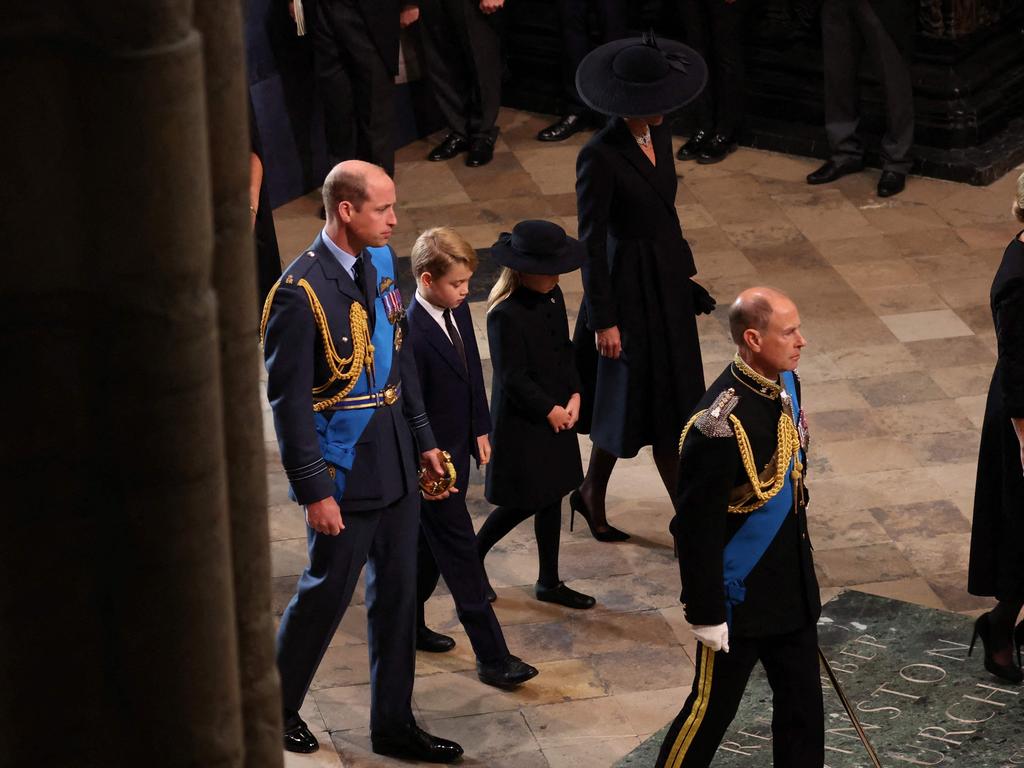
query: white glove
691 622 730 653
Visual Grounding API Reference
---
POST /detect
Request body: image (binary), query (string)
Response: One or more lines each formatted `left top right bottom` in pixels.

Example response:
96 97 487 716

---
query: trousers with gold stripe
656 623 823 768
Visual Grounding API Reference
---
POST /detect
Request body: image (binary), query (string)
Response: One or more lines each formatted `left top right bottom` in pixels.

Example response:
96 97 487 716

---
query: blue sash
721 371 801 627
312 246 399 499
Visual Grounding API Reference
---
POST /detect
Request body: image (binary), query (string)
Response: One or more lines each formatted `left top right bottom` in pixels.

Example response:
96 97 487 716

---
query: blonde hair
487 267 521 311
1014 171 1024 223
411 226 479 279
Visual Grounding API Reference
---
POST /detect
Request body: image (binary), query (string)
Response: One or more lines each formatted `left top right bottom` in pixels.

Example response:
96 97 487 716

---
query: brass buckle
382 385 398 406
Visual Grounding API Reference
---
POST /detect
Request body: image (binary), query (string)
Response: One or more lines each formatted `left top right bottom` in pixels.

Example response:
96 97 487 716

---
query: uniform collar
731 354 782 400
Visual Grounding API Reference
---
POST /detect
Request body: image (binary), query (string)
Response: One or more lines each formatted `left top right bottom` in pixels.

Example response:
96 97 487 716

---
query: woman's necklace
633 126 652 147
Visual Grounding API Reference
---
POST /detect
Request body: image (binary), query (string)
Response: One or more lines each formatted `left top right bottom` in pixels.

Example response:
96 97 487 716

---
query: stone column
192 1 284 765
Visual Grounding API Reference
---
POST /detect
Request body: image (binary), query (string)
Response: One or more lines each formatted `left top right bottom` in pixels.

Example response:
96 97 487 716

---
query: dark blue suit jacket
406 297 491 473
263 234 436 510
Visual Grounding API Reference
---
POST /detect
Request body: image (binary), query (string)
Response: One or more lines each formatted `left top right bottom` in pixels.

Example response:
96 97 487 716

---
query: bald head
322 160 391 222
728 286 805 375
728 287 792 346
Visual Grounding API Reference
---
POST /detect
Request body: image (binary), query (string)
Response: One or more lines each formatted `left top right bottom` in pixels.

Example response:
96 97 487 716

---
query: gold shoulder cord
678 410 803 514
260 279 376 412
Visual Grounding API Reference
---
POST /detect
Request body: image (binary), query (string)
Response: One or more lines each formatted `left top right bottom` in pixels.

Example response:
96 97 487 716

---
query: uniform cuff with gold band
419 450 457 496
318 383 401 411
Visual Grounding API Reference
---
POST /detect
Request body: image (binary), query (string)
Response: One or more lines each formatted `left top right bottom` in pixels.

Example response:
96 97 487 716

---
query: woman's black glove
690 280 717 315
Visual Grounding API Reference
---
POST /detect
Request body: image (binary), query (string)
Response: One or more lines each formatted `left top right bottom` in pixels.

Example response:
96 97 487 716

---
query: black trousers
418 0 503 141
276 490 418 735
416 452 510 664
678 0 747 138
311 0 395 175
822 0 913 173
558 0 627 114
655 623 824 768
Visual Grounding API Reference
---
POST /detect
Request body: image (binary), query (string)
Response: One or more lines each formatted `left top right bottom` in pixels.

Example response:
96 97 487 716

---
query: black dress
969 233 1024 601
573 117 705 458
486 285 584 509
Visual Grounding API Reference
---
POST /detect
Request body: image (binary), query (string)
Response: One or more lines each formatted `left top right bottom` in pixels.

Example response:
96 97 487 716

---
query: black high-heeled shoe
1015 621 1024 668
968 612 1023 684
569 489 630 542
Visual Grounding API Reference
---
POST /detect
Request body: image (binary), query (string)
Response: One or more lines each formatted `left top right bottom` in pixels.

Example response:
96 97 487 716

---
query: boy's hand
565 393 581 428
476 434 491 466
546 405 572 432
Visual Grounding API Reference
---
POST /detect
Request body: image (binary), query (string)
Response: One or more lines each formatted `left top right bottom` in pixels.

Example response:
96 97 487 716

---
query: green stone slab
617 590 1024 767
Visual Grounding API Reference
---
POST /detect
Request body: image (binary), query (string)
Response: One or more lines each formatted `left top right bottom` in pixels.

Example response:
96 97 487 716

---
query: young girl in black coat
478 220 596 609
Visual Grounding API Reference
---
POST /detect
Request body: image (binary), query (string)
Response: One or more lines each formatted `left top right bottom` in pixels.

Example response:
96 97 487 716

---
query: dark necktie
351 254 364 293
442 308 467 370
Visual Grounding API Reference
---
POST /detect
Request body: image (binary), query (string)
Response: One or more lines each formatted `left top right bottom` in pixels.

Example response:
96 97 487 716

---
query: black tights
579 444 679 526
477 500 562 588
990 598 1024 662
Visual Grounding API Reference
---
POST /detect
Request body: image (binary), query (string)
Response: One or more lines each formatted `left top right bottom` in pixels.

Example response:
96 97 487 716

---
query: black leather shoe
417 626 456 653
283 713 319 754
697 134 737 165
877 170 906 197
676 129 710 160
537 113 587 142
477 654 539 689
535 581 595 609
428 133 469 162
806 158 864 185
372 723 464 763
466 136 495 167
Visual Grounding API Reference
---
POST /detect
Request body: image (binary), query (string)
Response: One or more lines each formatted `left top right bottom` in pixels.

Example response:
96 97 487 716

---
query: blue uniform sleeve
263 280 336 505
394 252 437 451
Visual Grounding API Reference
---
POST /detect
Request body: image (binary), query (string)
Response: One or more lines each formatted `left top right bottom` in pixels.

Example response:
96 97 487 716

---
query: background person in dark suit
407 227 539 688
418 0 505 167
261 160 462 762
570 36 714 541
536 0 627 143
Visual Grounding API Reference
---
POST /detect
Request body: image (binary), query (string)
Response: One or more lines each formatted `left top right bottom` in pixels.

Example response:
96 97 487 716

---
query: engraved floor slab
616 591 1024 768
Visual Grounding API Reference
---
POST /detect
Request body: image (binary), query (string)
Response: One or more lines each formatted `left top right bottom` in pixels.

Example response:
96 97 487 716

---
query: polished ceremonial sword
818 647 884 768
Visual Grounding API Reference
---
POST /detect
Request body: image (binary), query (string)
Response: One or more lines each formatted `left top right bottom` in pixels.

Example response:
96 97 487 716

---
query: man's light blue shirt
321 227 359 281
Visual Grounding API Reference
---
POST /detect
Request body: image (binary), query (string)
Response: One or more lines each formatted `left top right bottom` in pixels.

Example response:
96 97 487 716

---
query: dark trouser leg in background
821 0 865 164
705 0 746 139
678 0 714 134
418 0 474 139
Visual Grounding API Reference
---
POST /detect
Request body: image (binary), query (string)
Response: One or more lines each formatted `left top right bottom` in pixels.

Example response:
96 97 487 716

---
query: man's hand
479 0 504 14
596 326 622 359
400 4 420 27
307 496 344 536
476 434 491 466
547 405 572 432
1013 417 1024 471
691 622 729 653
421 448 460 499
565 393 581 429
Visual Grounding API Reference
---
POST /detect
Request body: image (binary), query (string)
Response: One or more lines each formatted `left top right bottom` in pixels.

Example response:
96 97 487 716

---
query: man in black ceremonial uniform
657 287 823 768
262 160 462 763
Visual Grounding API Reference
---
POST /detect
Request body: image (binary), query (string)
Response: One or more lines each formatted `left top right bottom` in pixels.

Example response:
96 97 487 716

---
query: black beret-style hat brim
489 238 586 276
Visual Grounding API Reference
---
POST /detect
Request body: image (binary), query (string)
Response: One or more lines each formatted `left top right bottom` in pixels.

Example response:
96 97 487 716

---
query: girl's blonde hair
487 267 521 312
1014 170 1024 223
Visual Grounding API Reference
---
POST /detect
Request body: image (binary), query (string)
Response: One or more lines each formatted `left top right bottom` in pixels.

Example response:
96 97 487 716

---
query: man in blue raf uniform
657 287 823 768
261 160 463 762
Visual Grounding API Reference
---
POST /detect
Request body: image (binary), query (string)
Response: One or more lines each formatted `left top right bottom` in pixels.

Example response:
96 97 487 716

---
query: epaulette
278 249 320 287
694 388 740 438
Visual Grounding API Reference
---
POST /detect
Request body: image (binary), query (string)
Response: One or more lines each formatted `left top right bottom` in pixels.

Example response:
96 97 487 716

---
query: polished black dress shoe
417 626 456 653
806 158 864 185
372 723 464 763
536 581 595 609
283 712 319 754
428 133 469 161
537 113 587 142
477 654 539 689
676 129 710 160
466 136 495 167
877 170 906 197
968 612 1023 684
697 134 737 165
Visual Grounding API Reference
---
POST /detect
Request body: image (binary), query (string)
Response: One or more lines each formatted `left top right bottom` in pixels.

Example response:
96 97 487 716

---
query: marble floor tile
613 686 692 737
815 234 901 265
813 437 921 477
880 309 976 342
522 696 636 748
826 343 921 379
846 577 946 611
542 736 641 767
858 201 948 233
872 399 977 437
589 644 694 694
868 499 971 539
927 363 996 398
807 508 892 550
813 543 918 587
851 372 948 407
904 335 995 368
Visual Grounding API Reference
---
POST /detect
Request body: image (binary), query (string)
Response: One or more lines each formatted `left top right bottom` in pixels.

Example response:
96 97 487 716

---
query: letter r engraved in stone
917 726 975 746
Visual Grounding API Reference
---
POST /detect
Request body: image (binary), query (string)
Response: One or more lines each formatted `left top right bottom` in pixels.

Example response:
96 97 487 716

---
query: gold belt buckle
382 384 398 406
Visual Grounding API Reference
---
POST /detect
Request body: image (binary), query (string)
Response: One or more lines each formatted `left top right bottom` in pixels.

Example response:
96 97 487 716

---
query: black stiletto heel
1014 621 1024 668
569 489 630 542
968 613 1023 684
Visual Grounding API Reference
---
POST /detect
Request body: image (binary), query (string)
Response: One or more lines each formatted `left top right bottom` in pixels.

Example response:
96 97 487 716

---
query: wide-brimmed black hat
489 220 585 275
575 34 708 117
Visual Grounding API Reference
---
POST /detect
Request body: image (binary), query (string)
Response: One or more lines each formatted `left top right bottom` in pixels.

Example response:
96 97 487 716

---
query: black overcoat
486 285 584 508
969 233 1024 601
671 365 821 638
573 117 705 458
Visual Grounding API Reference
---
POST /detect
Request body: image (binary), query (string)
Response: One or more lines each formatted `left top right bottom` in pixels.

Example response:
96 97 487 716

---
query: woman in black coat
967 171 1024 683
478 221 595 610
570 35 714 540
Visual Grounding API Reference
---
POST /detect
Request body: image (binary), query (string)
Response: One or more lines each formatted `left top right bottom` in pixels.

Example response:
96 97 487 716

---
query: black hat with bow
575 33 708 117
489 220 585 275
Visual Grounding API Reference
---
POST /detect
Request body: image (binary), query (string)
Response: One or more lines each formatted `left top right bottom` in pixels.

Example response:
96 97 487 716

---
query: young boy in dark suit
407 227 538 689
